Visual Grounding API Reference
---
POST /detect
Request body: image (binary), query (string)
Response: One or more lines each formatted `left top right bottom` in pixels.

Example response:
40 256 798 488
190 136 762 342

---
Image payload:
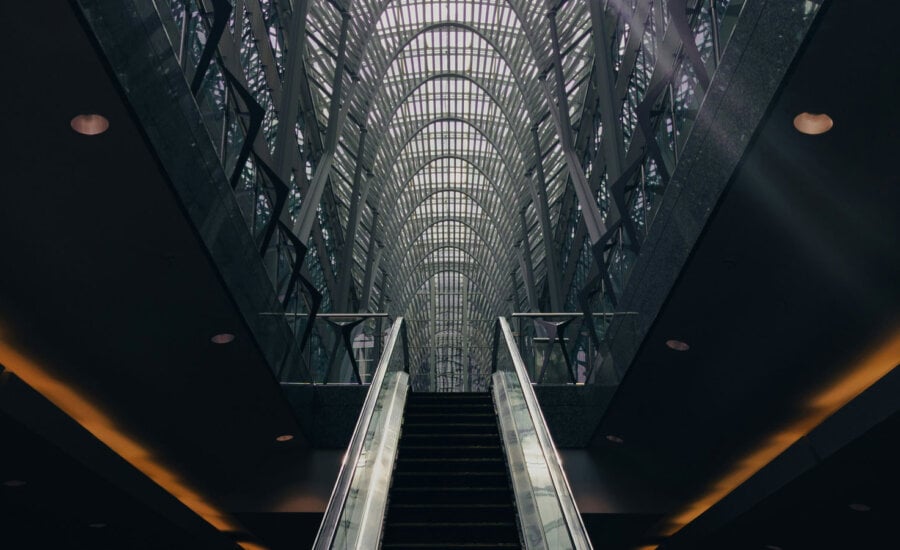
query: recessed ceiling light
849 502 871 512
70 114 110 136
211 333 235 344
89 522 107 529
793 112 833 135
666 339 690 351
276 434 294 442
605 434 624 444
3 479 26 487
764 545 783 550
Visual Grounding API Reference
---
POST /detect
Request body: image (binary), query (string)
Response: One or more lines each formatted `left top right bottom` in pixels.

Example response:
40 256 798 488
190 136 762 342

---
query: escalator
314 317 592 550
382 392 520 549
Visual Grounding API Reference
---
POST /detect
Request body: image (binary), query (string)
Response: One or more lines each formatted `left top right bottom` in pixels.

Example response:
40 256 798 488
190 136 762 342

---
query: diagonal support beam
311 221 338 298
291 9 352 245
335 127 370 311
587 0 627 189
272 0 311 182
359 210 382 312
544 9 608 247
544 7 623 308
529 128 564 312
518 208 540 311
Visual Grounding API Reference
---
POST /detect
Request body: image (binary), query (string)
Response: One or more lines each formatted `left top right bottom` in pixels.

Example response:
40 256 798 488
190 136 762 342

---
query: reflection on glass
493 317 591 548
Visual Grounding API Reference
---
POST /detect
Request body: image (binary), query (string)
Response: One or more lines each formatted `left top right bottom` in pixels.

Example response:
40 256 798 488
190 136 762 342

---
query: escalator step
405 402 493 409
407 394 492 405
403 423 498 435
400 433 501 446
389 487 513 506
395 457 506 473
409 397 494 409
397 446 503 460
383 393 521 549
382 522 520 545
405 412 495 422
382 543 521 549
385 503 516 524
392 471 508 488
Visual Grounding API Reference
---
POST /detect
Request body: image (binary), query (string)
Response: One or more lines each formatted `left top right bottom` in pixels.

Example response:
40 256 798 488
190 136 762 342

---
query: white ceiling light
210 333 235 344
666 339 690 351
70 114 110 136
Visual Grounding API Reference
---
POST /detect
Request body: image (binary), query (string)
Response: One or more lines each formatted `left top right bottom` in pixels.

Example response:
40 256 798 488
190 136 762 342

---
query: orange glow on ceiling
0 340 262 544
651 328 900 544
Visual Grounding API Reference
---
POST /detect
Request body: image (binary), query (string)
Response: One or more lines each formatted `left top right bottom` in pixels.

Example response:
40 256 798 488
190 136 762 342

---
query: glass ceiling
305 0 593 390
152 0 772 389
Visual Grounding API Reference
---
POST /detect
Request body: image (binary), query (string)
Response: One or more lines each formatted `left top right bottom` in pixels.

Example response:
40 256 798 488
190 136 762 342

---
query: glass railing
263 313 393 384
492 317 593 550
313 317 409 550
509 312 637 386
153 0 251 187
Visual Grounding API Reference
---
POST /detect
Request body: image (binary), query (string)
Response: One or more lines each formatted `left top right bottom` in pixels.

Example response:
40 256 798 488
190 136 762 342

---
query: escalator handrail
498 316 593 549
312 316 405 550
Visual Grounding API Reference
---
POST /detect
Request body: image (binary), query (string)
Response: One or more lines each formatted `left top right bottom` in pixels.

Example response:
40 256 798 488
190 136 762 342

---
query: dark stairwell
381 392 522 549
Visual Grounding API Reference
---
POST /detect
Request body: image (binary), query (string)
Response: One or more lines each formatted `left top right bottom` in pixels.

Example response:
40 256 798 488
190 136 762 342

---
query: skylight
304 0 594 390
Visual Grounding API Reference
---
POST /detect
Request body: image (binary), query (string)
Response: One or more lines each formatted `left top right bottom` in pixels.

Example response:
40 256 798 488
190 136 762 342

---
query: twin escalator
382 392 520 549
313 317 591 550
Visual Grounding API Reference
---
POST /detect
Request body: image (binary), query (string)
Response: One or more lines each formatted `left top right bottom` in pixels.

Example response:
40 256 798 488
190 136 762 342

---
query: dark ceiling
589 0 900 546
0 374 227 548
693 410 900 550
0 2 326 548
0 1 898 549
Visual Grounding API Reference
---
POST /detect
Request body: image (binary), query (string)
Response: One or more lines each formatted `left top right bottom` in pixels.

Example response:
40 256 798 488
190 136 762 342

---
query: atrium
0 0 898 548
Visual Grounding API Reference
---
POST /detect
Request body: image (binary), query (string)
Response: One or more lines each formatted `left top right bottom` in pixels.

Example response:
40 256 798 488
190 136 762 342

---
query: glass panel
331 370 406 548
320 319 409 549
239 7 278 153
298 317 390 384
494 371 574 548
673 57 701 152
407 271 493 392
492 318 591 548
153 0 763 371
694 0 718 73
716 0 746 52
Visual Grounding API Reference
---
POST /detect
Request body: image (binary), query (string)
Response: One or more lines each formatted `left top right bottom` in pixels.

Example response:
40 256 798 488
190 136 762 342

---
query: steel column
518 207 540 311
360 210 382 312
335 128 369 311
543 9 608 247
272 0 311 182
587 0 626 186
291 9 352 245
529 128 563 312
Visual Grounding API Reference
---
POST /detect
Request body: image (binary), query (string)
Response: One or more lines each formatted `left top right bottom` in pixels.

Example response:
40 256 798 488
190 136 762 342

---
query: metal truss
294 0 599 390
154 0 756 390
